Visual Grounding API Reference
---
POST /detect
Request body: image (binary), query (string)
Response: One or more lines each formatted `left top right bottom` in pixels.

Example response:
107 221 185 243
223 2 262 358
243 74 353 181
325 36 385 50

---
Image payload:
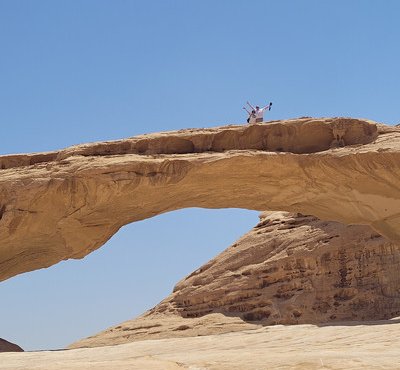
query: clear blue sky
0 0 399 351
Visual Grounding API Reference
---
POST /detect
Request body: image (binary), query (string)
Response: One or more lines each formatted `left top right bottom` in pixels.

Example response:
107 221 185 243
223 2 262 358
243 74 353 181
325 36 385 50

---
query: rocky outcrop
0 338 23 352
71 211 400 348
0 117 400 282
167 212 400 323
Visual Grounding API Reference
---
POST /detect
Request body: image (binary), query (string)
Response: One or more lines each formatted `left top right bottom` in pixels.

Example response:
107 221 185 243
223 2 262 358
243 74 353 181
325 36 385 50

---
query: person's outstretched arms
261 102 273 111
262 102 272 111
247 101 255 110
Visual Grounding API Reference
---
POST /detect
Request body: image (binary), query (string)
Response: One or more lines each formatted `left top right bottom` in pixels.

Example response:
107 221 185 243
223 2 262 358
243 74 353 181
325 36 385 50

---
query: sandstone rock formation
0 117 399 283
0 338 24 352
71 211 400 348
167 212 400 323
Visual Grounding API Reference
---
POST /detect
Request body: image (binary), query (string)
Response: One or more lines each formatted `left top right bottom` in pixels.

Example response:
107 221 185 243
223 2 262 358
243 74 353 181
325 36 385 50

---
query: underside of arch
0 117 399 282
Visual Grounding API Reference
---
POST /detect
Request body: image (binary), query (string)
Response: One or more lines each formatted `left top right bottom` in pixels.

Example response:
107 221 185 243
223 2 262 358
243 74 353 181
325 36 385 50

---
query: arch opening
0 208 258 351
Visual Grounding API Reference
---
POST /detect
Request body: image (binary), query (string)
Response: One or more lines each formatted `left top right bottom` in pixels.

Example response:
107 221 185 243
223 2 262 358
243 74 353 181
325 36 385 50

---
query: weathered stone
71 211 400 348
0 117 399 284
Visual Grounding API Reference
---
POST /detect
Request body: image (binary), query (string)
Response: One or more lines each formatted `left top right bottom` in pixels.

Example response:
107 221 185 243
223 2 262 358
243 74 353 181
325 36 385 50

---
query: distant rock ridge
166 212 400 323
71 211 400 348
0 338 24 352
0 117 400 283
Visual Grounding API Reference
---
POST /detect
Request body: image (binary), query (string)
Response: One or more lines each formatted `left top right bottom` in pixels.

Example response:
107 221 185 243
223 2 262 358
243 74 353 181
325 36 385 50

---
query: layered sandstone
71 211 400 348
0 117 400 282
167 212 400 322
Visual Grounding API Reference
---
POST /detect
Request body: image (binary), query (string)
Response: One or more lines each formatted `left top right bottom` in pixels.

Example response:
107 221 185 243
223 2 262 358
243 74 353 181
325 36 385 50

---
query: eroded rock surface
0 117 399 282
71 211 400 348
168 212 400 322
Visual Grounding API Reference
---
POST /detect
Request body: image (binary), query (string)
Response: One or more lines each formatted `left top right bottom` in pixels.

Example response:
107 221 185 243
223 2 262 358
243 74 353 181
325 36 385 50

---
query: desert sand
2 319 400 369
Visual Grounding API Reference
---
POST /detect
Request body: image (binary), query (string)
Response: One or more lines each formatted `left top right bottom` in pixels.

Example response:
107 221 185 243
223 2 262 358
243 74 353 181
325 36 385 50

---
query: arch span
0 117 399 282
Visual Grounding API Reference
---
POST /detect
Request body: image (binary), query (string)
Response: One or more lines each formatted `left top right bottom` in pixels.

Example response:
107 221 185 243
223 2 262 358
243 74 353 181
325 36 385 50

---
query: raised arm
262 102 272 111
246 101 255 110
243 106 251 115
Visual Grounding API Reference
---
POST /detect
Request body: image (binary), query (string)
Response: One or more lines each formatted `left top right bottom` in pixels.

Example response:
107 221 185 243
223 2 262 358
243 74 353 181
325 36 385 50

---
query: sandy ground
2 320 400 370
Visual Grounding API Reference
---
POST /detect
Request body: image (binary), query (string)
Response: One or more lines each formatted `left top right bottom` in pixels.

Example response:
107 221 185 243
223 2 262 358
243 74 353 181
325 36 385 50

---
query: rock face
167 212 400 323
0 338 24 352
0 117 400 283
71 211 400 348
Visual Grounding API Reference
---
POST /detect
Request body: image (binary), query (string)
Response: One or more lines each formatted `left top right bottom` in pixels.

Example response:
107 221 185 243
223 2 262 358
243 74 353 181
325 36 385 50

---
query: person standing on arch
242 106 257 124
246 101 272 123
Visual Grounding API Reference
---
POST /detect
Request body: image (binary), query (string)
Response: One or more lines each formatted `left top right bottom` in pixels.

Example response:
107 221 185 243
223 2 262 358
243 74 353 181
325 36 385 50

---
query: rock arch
0 117 399 282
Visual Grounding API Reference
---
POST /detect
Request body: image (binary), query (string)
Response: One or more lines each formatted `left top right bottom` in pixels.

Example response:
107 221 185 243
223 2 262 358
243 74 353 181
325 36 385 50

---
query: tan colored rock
0 338 23 352
71 211 400 348
71 313 258 348
3 321 400 369
0 117 400 282
167 212 400 324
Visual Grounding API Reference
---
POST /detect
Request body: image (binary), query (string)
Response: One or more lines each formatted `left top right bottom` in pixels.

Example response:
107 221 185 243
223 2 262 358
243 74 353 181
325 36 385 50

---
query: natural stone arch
0 117 399 282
